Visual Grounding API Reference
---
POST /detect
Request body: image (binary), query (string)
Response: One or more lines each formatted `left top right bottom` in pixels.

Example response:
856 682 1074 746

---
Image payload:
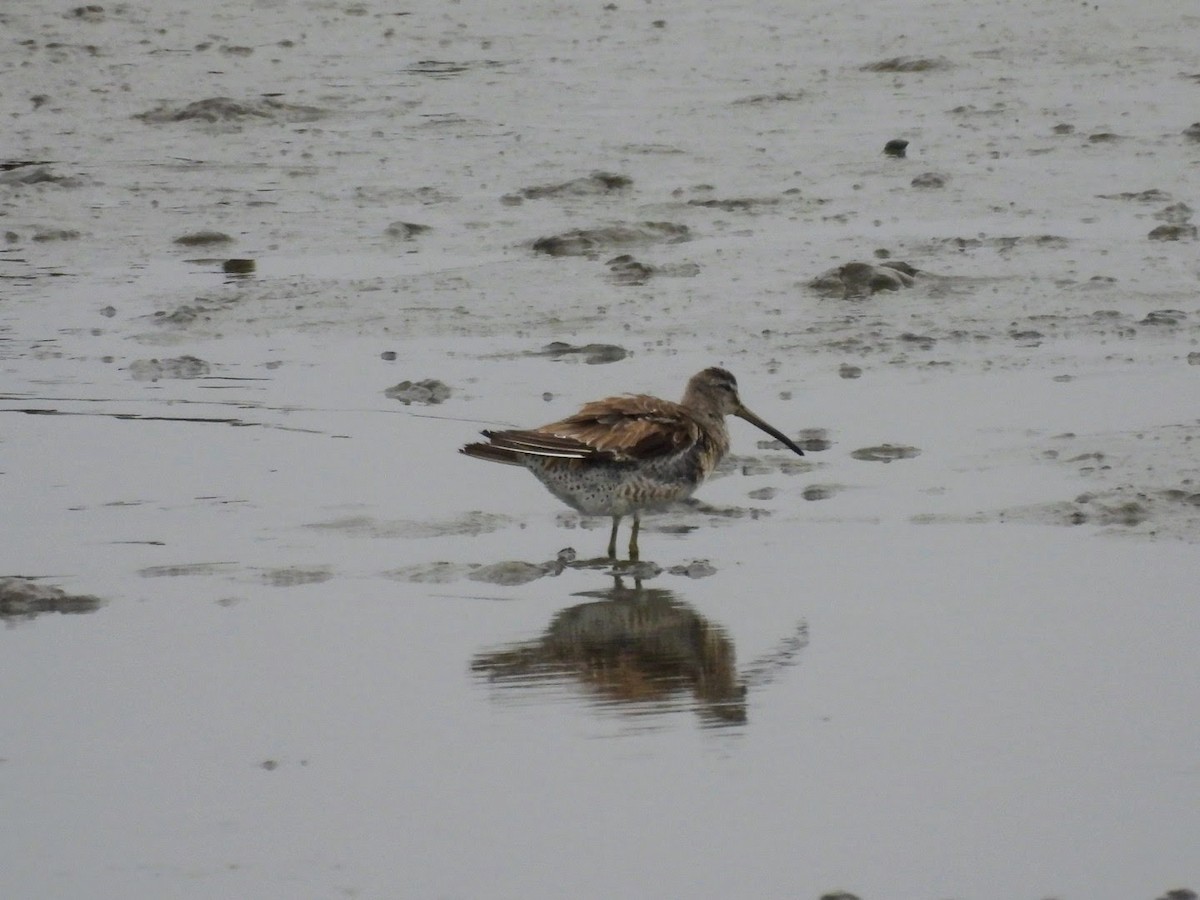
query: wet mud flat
3 1 1200 898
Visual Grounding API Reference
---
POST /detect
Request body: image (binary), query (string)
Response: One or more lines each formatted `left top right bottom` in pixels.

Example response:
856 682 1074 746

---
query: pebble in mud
384 379 451 405
883 138 908 157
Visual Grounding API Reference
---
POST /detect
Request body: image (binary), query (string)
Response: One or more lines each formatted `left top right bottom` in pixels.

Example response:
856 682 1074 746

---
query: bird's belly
526 457 705 516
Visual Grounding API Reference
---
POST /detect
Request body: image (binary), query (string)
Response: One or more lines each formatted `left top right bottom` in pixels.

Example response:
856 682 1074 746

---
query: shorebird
460 367 805 560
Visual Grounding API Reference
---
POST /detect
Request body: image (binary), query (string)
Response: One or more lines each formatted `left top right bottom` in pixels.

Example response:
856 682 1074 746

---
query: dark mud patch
468 560 560 586
173 230 233 247
383 562 473 584
808 261 921 299
384 379 451 405
384 221 432 240
731 90 805 105
149 294 242 327
605 254 700 286
0 577 103 620
911 172 948 189
801 484 841 501
851 444 921 463
862 56 952 72
1097 188 1173 202
666 559 717 578
128 355 211 381
31 228 82 242
687 196 781 212
139 562 236 578
259 566 335 587
1148 224 1197 241
136 96 325 125
527 341 628 364
930 234 1070 253
606 254 655 285
0 165 84 188
507 171 632 202
531 222 689 257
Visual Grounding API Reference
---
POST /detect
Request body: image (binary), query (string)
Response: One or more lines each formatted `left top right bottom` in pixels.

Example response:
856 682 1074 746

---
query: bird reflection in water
471 578 808 728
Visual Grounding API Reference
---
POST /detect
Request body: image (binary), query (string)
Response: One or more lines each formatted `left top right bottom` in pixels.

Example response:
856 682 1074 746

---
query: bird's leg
628 513 641 561
607 516 621 559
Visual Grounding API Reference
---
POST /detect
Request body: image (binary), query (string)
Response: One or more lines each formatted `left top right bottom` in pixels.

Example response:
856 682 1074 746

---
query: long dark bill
735 406 805 456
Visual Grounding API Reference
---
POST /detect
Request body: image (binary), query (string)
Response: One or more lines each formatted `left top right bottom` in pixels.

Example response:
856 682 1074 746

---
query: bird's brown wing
471 394 702 463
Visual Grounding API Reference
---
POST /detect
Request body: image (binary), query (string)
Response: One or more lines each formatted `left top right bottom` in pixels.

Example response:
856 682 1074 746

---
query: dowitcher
460 367 805 559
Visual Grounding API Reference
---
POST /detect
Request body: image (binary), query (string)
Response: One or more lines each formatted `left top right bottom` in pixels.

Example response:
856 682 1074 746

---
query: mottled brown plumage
461 368 804 559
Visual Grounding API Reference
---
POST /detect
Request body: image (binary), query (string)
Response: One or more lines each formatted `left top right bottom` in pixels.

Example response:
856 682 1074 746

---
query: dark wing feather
532 394 702 461
461 394 703 465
